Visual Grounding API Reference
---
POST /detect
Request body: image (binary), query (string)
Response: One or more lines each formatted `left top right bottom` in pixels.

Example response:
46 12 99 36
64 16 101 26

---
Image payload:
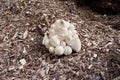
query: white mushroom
54 46 64 55
49 35 60 47
42 19 82 55
62 27 68 35
68 24 75 30
72 34 79 39
42 34 50 48
49 46 55 53
49 28 56 37
51 24 56 28
54 19 64 29
62 19 71 28
58 34 65 41
60 41 66 47
68 38 81 52
64 46 72 55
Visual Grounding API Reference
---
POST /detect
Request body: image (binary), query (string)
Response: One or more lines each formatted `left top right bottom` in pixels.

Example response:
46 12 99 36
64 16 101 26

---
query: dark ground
0 0 120 80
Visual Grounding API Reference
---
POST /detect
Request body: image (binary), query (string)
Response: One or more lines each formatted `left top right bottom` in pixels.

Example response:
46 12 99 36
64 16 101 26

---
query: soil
82 0 120 15
0 0 120 80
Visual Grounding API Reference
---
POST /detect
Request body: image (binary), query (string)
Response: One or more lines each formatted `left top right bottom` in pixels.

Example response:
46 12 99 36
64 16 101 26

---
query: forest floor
0 0 120 80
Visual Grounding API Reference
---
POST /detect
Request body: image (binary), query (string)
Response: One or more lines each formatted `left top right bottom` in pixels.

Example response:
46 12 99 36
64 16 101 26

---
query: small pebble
19 65 24 69
8 66 15 71
20 59 26 65
31 38 34 41
40 69 46 77
93 54 97 58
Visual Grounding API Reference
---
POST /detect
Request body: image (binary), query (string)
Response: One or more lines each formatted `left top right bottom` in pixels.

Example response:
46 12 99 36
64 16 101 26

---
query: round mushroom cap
54 46 64 55
64 46 72 55
49 36 60 47
49 46 55 53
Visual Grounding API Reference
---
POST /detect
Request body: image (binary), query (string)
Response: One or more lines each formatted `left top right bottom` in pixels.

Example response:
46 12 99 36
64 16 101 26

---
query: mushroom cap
54 46 64 55
42 19 82 55
49 46 55 53
42 35 50 48
49 35 60 47
64 46 72 55
60 41 66 47
68 38 81 52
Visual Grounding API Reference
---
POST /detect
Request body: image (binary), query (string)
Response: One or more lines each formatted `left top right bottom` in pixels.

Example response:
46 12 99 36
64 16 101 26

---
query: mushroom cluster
42 19 81 55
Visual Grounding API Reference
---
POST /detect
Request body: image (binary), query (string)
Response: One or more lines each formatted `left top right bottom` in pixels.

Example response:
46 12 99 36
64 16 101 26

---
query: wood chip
20 59 27 65
88 64 93 69
23 29 28 39
12 32 18 40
